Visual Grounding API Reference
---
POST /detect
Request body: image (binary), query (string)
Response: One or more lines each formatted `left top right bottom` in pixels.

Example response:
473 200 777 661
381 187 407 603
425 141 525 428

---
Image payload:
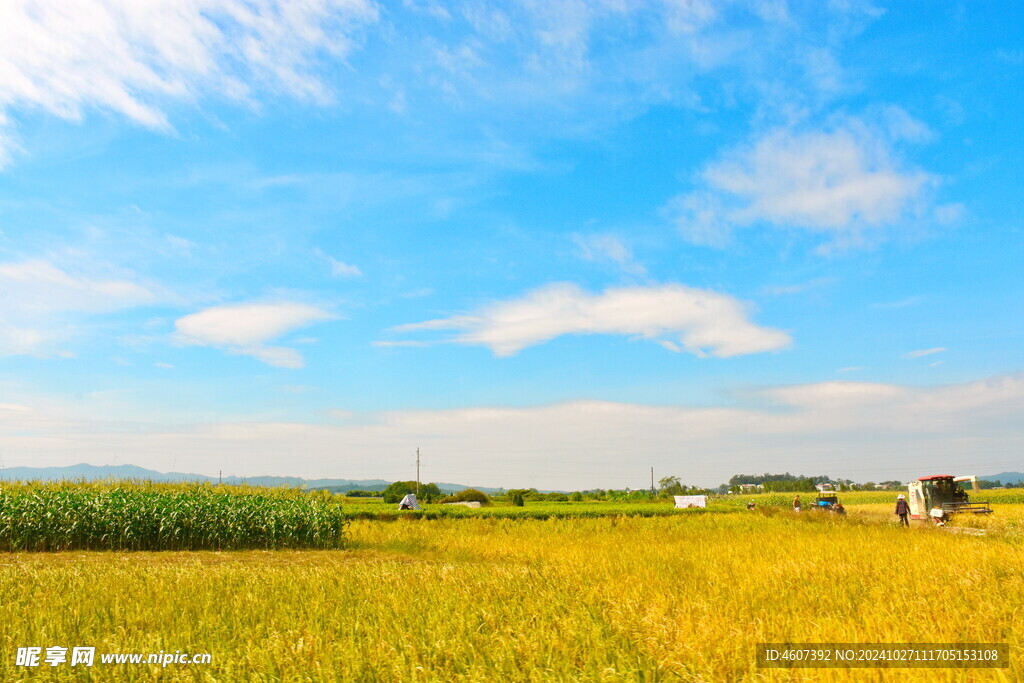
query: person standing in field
793 495 801 512
895 494 910 526
747 500 756 510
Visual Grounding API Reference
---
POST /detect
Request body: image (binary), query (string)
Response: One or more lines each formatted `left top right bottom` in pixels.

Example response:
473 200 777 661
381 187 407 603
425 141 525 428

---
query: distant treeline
336 479 713 502
724 473 912 493
329 473 1022 500
723 472 1022 493
978 479 1023 489
728 473 832 486
725 473 846 493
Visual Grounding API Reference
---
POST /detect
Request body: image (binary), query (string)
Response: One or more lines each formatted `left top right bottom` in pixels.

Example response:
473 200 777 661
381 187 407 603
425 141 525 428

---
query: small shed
398 493 421 510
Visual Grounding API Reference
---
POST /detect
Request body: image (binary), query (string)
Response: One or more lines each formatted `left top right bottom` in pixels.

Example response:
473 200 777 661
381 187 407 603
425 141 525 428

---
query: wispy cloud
0 0 378 167
314 248 362 278
995 49 1024 66
904 347 946 359
760 277 837 296
398 0 880 149
667 114 933 250
327 260 361 278
0 259 159 356
871 296 924 310
0 0 890 172
934 202 965 225
0 260 156 313
392 283 790 358
371 340 429 349
175 302 337 368
572 234 646 276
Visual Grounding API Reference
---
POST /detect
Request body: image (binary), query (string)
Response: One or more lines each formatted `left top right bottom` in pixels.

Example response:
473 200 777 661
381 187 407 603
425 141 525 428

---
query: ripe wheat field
1 494 1022 682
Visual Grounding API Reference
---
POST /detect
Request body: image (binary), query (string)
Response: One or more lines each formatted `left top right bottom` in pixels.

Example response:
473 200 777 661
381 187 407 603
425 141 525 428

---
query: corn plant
0 480 348 551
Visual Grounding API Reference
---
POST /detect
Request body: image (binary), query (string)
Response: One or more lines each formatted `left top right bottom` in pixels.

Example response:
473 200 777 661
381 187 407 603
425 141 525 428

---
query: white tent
673 495 707 509
398 493 421 510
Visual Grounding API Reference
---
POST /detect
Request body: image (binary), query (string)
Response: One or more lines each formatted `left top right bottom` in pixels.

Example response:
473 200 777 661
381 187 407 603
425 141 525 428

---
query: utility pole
651 467 655 495
219 470 222 486
416 448 421 496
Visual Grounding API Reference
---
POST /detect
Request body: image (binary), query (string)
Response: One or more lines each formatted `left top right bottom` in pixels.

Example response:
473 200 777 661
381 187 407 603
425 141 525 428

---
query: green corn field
0 481 348 551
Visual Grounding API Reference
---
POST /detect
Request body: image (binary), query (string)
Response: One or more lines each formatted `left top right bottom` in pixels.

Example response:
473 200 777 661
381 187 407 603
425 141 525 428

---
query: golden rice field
1 497 1023 682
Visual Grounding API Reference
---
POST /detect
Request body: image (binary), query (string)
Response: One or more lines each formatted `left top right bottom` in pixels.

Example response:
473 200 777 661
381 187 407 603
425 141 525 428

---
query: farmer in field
895 494 910 526
792 495 801 512
746 500 755 511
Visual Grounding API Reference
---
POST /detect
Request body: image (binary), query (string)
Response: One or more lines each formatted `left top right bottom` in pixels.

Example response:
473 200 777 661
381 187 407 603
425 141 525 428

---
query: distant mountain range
980 472 1024 485
0 463 503 494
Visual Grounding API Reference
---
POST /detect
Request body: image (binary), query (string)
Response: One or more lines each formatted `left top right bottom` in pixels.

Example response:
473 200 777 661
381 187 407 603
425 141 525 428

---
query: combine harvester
907 475 993 523
813 483 845 514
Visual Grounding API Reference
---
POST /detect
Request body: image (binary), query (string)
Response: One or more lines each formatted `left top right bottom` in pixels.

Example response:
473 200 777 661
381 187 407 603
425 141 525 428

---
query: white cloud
0 0 378 166
0 260 159 356
392 283 790 357
904 347 946 359
668 119 933 249
3 373 1024 489
175 302 336 368
707 125 927 228
572 234 646 275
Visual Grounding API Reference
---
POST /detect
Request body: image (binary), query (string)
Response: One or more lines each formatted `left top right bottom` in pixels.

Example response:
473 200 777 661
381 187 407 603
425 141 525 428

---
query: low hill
0 463 508 493
0 463 390 490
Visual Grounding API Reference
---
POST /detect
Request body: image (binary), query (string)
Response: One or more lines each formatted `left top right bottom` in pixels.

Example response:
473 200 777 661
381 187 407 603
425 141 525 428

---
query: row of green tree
347 478 712 504
977 479 1024 489
723 473 914 493
378 481 493 505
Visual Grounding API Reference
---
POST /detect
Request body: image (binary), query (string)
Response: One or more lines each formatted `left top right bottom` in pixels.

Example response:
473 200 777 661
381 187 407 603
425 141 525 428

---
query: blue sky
0 0 1021 488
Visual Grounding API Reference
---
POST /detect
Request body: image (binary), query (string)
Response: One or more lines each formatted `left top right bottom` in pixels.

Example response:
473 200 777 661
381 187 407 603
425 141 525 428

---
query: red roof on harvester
918 475 954 481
